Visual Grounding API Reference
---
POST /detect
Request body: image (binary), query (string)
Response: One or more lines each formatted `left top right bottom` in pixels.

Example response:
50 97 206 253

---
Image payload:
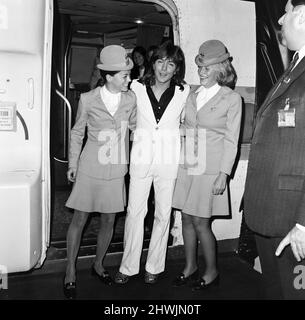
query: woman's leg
65 210 89 283
93 213 116 274
181 212 198 276
193 216 218 283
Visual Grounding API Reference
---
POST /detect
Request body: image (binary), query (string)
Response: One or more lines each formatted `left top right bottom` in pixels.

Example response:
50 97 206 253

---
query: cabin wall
174 0 256 88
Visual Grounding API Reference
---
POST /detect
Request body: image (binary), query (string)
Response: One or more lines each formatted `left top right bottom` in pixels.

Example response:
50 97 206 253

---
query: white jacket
130 81 190 179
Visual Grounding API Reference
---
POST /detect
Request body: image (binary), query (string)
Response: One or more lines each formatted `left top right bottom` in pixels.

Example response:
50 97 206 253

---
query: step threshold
7 238 240 278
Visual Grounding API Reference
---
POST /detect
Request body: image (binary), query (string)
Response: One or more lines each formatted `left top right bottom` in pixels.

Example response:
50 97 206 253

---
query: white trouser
119 174 176 276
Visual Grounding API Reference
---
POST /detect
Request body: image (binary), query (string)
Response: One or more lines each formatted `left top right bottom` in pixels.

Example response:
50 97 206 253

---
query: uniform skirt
66 171 126 214
172 167 229 218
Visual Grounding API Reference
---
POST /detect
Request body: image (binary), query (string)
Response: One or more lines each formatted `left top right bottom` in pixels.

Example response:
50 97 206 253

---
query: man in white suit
115 42 190 284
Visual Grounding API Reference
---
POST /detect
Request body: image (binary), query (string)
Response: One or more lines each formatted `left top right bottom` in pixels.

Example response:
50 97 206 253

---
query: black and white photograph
0 0 305 311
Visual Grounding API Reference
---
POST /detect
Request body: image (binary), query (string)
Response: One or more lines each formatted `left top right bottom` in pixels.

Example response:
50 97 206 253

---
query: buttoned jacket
69 87 136 180
180 85 242 176
244 57 305 236
129 81 190 179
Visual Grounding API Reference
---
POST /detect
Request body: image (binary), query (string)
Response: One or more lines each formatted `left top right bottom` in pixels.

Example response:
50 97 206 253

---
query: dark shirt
146 84 175 123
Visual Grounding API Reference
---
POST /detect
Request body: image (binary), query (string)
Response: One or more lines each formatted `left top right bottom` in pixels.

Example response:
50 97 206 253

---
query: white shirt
296 223 305 232
291 44 305 70
196 83 221 111
100 85 121 116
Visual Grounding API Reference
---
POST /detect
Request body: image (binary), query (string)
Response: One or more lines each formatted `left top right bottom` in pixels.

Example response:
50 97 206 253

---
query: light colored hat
97 45 134 71
195 40 230 67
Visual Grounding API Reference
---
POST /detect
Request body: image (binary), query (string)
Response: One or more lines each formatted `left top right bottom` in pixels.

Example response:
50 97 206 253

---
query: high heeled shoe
172 269 199 287
63 278 76 299
192 274 220 291
91 266 114 286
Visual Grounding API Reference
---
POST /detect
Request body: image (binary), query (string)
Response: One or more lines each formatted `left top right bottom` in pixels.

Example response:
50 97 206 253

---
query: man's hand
275 226 305 261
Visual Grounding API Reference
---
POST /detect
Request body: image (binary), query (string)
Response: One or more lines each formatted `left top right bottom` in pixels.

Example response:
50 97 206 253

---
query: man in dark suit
244 0 305 299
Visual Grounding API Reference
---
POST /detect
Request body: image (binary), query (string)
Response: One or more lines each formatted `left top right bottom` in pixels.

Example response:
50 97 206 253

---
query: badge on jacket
278 98 295 128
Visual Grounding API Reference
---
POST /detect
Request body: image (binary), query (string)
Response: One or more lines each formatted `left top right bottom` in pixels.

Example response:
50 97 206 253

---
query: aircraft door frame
0 0 53 272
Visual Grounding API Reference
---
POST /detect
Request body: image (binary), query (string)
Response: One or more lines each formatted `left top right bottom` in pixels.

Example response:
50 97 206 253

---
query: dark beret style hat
195 40 230 67
97 45 134 71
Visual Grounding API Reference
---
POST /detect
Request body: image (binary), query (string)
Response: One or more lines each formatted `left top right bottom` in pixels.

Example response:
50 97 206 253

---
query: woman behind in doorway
63 45 136 299
130 46 149 81
172 40 242 290
147 45 158 62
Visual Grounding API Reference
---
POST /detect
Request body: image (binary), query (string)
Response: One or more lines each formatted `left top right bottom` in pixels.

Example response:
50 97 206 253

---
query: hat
195 40 230 67
97 45 134 71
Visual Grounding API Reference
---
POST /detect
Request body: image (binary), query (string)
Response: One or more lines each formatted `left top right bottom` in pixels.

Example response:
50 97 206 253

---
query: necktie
271 52 299 98
282 52 299 83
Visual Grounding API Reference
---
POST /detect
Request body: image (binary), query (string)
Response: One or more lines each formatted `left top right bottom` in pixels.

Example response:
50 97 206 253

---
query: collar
195 83 221 94
294 44 305 67
100 85 121 99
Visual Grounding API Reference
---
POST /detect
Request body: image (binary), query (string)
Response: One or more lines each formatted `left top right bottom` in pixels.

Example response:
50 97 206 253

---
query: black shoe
172 269 199 287
91 266 114 286
192 274 220 291
144 271 159 284
63 279 76 299
114 271 130 284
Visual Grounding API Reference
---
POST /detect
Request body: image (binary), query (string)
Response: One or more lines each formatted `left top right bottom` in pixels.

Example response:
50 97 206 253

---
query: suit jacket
180 85 242 176
69 87 136 180
129 81 190 179
244 56 305 237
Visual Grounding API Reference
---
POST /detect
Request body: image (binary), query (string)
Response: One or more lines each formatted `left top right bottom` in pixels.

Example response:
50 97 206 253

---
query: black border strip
16 110 29 140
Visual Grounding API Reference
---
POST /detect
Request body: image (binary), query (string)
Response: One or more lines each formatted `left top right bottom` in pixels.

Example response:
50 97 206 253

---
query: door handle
54 89 72 163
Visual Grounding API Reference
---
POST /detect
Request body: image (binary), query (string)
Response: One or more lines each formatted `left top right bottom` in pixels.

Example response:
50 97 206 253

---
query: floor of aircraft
2 252 263 300
50 188 161 257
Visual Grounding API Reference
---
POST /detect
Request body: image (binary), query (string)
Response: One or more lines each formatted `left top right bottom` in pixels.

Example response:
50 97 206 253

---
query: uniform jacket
180 85 242 176
129 81 190 179
69 87 136 180
244 56 305 237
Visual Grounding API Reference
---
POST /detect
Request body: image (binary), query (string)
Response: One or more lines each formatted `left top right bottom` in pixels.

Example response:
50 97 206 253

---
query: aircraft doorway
49 0 176 254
